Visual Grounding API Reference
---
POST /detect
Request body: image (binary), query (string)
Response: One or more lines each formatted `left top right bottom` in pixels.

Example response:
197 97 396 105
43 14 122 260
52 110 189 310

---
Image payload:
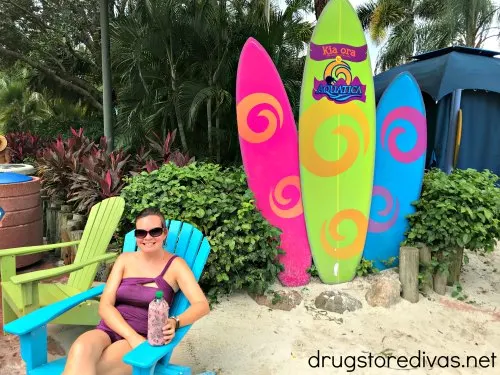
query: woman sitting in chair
62 207 210 375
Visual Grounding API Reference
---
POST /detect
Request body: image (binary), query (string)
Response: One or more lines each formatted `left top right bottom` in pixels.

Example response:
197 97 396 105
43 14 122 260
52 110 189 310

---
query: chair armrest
123 325 191 368
10 252 117 285
3 284 105 336
0 241 81 257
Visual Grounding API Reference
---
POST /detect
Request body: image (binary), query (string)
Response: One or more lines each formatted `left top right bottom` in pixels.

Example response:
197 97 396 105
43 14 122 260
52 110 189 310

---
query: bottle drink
147 290 169 346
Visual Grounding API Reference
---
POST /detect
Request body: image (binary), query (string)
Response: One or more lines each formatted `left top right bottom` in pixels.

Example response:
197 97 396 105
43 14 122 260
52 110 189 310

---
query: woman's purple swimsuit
96 255 178 343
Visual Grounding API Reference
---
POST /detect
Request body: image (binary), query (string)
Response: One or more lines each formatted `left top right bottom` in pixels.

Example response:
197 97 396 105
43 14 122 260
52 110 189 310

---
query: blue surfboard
362 72 427 270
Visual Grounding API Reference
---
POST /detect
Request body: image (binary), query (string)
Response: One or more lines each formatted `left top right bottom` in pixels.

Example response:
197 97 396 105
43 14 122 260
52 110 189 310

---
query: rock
365 274 402 307
314 291 362 314
251 290 302 311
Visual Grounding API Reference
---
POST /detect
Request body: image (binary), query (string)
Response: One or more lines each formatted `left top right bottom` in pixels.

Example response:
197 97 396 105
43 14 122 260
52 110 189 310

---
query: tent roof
374 46 500 101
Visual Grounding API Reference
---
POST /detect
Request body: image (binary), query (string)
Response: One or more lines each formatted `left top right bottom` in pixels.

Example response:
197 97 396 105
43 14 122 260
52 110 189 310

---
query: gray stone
365 274 402 307
251 290 303 311
314 291 362 314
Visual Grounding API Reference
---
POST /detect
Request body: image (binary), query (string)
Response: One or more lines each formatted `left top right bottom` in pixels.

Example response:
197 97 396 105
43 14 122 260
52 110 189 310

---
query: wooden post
41 197 48 242
433 270 447 295
418 244 434 293
399 246 420 303
46 202 59 244
447 247 464 286
72 214 85 230
69 230 84 264
59 205 72 264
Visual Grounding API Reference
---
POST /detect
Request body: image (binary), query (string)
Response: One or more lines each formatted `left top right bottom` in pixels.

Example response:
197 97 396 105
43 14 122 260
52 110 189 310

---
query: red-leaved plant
4 131 47 163
128 129 194 175
36 128 95 201
146 129 195 170
68 137 131 214
37 127 194 214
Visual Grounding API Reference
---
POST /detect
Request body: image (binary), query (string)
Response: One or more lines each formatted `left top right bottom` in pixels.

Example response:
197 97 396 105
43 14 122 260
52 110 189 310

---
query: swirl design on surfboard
300 100 369 177
368 186 400 233
381 106 426 164
320 209 368 260
268 175 303 219
237 93 283 144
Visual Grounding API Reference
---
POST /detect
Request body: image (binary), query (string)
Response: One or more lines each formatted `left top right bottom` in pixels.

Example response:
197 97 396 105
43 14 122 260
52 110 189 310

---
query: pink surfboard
236 38 311 287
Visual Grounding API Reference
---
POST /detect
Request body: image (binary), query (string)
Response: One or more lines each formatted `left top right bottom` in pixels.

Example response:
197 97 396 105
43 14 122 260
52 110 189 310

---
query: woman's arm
98 253 145 347
170 257 210 328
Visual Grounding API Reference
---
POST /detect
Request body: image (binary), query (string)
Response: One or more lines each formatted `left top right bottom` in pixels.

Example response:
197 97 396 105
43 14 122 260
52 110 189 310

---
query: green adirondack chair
1 196 125 328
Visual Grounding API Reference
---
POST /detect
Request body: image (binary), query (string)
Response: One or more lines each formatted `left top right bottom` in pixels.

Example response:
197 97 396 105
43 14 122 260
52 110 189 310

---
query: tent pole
444 89 462 174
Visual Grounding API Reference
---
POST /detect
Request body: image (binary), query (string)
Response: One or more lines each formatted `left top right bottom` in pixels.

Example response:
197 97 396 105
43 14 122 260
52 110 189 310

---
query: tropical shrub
68 137 132 214
120 162 283 302
4 131 47 163
35 127 194 213
129 129 194 175
36 128 95 202
403 168 500 274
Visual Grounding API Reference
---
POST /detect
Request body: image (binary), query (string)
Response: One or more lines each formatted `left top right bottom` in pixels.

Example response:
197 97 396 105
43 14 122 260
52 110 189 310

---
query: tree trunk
207 98 213 156
174 102 188 151
169 72 188 151
216 113 221 163
314 0 329 20
264 0 270 26
166 33 188 151
100 0 114 151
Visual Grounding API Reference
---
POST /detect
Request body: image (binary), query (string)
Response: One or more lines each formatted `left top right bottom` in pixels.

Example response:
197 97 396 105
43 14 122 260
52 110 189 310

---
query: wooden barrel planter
0 172 43 268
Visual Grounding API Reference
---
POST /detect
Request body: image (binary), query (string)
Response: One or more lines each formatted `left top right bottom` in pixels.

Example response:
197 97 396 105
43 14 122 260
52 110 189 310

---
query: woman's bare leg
62 329 111 375
96 339 134 375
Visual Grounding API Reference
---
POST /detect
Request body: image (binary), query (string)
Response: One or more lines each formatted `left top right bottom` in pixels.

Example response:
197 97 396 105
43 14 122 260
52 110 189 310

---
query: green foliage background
120 162 283 302
403 168 500 272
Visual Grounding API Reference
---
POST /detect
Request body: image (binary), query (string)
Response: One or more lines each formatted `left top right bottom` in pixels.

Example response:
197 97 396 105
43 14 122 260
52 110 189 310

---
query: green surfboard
298 0 376 284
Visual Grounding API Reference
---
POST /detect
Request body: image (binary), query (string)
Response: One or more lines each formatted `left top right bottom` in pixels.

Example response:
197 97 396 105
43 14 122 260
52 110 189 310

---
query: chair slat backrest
67 197 125 290
122 219 211 315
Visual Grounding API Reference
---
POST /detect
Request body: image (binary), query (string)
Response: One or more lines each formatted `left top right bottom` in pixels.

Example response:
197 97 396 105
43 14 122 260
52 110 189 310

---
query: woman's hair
135 207 166 228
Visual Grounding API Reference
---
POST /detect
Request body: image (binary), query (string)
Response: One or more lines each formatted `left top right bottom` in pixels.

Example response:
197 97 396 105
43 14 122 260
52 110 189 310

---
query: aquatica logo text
309 42 367 104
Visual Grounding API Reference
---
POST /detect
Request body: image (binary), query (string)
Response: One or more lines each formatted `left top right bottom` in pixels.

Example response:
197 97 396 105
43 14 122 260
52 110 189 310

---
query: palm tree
184 0 233 162
111 0 311 162
358 0 500 72
314 0 329 20
430 0 500 48
111 0 192 151
0 69 51 132
231 0 313 118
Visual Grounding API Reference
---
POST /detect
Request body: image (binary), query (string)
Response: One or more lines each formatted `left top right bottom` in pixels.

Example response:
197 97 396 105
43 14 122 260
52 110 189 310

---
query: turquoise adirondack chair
3 219 212 375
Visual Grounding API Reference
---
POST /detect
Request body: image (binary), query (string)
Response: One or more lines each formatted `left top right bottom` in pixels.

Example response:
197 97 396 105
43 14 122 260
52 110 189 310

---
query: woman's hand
162 318 176 344
127 333 146 349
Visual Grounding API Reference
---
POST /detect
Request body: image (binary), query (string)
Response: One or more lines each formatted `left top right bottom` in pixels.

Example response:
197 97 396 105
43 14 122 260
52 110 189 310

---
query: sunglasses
134 227 165 239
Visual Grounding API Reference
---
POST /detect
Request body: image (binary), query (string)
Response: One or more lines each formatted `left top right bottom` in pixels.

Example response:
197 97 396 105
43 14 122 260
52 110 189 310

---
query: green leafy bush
356 258 379 276
403 168 500 271
120 162 283 302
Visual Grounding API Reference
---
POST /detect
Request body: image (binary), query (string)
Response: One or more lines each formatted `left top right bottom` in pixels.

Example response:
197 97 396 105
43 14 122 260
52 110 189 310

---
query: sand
1 247 499 375
169 247 500 374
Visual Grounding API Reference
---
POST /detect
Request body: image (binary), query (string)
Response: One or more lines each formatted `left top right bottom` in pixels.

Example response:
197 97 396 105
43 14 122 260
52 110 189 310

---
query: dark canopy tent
373 46 500 177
